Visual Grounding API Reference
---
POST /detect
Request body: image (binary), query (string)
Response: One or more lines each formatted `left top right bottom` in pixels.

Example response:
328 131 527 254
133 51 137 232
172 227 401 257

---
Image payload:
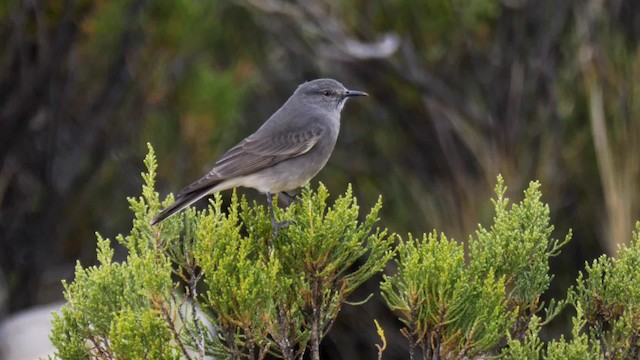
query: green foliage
49 144 394 359
501 306 603 360
568 221 640 359
381 231 512 358
544 306 603 360
48 147 640 360
500 221 640 360
191 183 395 359
381 175 572 358
50 145 180 359
275 184 393 309
193 192 279 358
470 176 571 335
500 316 545 360
276 185 395 343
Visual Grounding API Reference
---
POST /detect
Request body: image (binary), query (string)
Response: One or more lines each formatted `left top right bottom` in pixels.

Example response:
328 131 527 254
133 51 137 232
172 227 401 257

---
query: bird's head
295 78 368 113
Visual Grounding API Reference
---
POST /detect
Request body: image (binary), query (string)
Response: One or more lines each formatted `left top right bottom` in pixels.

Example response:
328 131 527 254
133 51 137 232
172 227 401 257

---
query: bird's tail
150 189 210 225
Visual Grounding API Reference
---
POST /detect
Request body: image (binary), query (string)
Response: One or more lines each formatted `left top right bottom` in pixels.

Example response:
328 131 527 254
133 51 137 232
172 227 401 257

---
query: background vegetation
1 0 640 358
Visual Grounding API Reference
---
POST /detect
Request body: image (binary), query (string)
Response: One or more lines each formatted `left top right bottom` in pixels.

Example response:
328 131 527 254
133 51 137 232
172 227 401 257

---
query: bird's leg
266 192 291 244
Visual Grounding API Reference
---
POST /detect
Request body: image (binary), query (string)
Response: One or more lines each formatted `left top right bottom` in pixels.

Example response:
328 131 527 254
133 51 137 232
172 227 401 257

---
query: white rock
0 302 63 360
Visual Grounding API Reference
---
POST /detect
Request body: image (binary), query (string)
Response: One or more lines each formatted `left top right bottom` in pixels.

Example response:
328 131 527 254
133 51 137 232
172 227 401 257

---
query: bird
150 78 368 237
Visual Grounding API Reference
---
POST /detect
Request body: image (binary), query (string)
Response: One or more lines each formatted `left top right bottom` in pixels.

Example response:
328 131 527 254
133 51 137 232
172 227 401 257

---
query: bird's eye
322 89 332 97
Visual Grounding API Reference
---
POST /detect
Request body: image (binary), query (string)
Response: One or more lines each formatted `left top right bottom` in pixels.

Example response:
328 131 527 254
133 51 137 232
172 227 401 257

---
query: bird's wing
176 124 325 197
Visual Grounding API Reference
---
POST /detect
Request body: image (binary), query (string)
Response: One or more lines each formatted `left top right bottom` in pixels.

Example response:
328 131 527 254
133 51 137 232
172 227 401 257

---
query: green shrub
567 222 640 359
381 176 571 359
49 147 640 360
49 144 394 360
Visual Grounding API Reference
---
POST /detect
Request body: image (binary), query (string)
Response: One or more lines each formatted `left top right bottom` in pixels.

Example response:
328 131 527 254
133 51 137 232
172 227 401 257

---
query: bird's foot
279 191 301 206
270 219 292 246
267 192 295 246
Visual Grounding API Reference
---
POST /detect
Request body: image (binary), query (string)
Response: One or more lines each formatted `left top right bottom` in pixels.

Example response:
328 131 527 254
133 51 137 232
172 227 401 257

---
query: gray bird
150 78 367 236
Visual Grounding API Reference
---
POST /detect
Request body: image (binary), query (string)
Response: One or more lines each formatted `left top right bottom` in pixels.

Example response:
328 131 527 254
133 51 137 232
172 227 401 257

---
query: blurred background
1 0 639 358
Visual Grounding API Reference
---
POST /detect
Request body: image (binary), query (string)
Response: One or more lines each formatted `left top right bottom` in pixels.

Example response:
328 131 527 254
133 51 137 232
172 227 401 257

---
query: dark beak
344 89 368 97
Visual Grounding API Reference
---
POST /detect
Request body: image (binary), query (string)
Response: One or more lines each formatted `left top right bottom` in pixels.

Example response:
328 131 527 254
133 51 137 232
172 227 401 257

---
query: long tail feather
150 189 210 225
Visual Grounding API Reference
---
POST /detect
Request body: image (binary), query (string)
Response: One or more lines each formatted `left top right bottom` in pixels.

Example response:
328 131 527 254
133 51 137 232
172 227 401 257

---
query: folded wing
177 124 325 197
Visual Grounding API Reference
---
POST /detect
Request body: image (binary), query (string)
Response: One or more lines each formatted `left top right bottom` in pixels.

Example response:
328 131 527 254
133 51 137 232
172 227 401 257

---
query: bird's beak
344 89 368 97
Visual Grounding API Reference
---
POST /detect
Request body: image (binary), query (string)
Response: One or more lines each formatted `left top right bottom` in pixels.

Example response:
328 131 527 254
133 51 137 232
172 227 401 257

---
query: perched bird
150 78 368 236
